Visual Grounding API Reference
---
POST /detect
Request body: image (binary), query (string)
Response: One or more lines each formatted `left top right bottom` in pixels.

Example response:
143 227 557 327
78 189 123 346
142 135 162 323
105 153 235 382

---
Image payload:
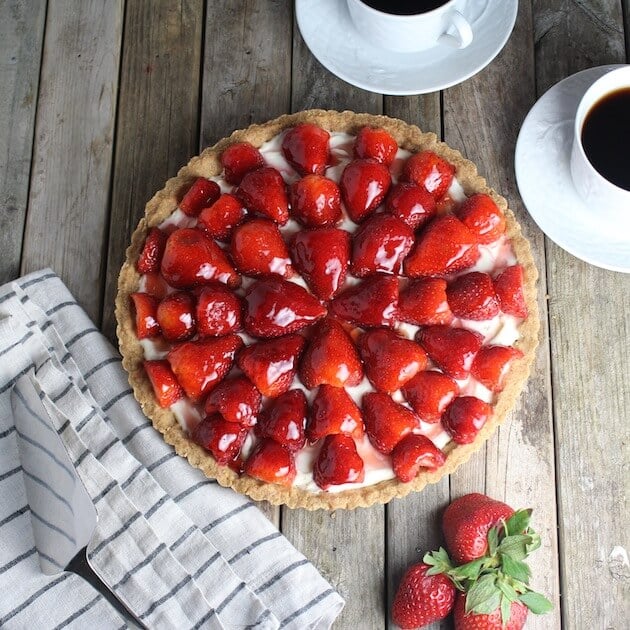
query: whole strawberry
453 592 528 629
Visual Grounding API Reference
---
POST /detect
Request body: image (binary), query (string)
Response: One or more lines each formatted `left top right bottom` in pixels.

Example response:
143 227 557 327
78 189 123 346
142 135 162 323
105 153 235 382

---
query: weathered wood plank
0 1 46 284
20 0 123 322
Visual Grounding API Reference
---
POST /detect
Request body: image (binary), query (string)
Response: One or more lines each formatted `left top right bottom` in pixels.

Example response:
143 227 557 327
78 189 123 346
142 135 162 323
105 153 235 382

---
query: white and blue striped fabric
0 269 344 629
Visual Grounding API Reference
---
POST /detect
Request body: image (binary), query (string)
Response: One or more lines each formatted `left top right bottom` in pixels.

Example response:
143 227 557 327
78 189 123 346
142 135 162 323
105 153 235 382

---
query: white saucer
295 0 518 95
515 65 630 273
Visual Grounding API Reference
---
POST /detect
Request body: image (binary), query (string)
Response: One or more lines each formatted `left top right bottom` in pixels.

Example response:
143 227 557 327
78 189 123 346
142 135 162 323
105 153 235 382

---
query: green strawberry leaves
519 591 554 615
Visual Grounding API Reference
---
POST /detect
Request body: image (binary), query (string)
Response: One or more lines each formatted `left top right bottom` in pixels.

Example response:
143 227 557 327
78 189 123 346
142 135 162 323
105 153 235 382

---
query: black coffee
581 88 630 191
359 1 450 15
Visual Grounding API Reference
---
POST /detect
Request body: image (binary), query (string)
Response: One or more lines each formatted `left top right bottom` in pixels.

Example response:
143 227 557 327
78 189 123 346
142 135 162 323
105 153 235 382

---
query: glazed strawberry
166 334 242 402
471 345 524 392
196 284 242 337
130 292 160 339
142 272 170 299
404 215 480 277
137 227 167 274
143 360 184 408
416 326 483 380
289 175 342 227
340 158 392 223
493 265 528 318
243 438 296 486
192 414 248 465
256 389 307 451
290 228 351 300
399 277 453 326
401 371 459 422
351 214 414 277
220 141 264 185
455 193 506 244
447 272 500 321
236 334 305 397
453 592 528 630
179 177 221 216
204 375 261 427
391 434 446 482
156 291 197 341
161 228 240 289
307 385 364 442
243 277 326 338
442 396 492 444
281 123 330 176
362 392 419 454
331 274 399 328
354 127 398 165
237 167 289 225
402 150 455 200
230 218 292 278
197 193 245 241
385 182 437 230
313 434 365 490
391 562 456 629
358 329 427 393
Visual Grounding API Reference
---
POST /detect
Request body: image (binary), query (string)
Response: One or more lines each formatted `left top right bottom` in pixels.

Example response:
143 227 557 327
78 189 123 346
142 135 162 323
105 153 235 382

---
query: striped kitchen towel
0 269 344 629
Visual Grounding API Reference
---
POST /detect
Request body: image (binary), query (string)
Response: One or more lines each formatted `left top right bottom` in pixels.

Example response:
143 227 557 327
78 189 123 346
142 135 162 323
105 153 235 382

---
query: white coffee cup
346 0 473 53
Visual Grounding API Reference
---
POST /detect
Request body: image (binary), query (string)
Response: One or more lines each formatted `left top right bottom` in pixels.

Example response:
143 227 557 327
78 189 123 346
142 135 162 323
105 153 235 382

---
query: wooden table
2 1 628 628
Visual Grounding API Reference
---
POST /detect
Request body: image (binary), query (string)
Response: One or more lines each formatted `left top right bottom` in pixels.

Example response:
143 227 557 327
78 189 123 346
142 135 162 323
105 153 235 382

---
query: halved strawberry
385 182 437 230
358 329 427 394
340 159 392 223
197 193 245 241
256 389 307 451
204 375 261 427
401 371 459 422
362 392 420 454
307 385 364 442
166 334 243 402
455 193 506 244
354 127 398 165
179 178 221 216
471 345 524 392
289 174 342 227
446 272 500 321
402 150 455 200
404 215 480 277
416 325 484 380
196 284 242 337
290 228 351 300
237 167 289 225
243 438 296 486
192 414 248 464
399 277 453 326
243 277 326 338
313 434 365 490
143 360 184 407
299 318 363 389
442 396 491 444
230 218 292 278
130 292 160 339
137 227 167 274
220 142 264 185
142 272 170 300
281 123 330 176
161 228 240 289
493 265 528 318
351 214 414 277
236 334 305 397
391 434 446 482
156 291 197 341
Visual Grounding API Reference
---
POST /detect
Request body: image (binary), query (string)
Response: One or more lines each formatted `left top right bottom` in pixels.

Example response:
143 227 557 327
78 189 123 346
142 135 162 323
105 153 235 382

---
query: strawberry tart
115 110 539 510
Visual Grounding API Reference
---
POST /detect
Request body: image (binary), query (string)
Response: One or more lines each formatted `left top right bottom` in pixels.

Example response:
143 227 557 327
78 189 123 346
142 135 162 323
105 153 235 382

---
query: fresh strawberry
385 182 437 230
142 272 170 299
399 277 453 325
307 385 364 442
289 174 342 227
404 215 480 277
192 414 248 465
358 329 427 393
236 334 305 397
243 277 326 338
313 434 365 490
493 265 528 318
143 360 184 407
237 166 289 225
362 392 419 454
166 334 242 402
161 228 240 289
402 150 455 200
351 213 414 277
391 434 446 482
455 193 506 244
391 562 456 629
220 141 264 185
197 193 245 241
401 371 459 422
447 272 500 321
453 592 528 630
471 345 524 392
243 438 296 486
130 292 160 339
196 284 243 337
416 325 483 380
230 218 293 278
442 396 492 444
137 227 167 274
179 177 221 216
331 274 399 328
299 318 363 389
204 375 261 427
281 123 331 176
156 291 197 341
340 159 392 223
290 228 351 300
256 389 307 451
354 127 398 165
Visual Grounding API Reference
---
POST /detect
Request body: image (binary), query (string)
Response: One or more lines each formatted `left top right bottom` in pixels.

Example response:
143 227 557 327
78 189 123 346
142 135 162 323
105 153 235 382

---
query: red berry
386 182 437 230
143 360 184 408
442 396 492 444
391 434 446 482
142 272 170 299
197 193 245 241
192 414 248 464
313 434 365 490
137 227 167 274
402 150 455 200
289 174 342 227
401 371 459 422
195 284 242 337
220 142 264 185
204 375 261 427
399 277 453 326
256 389 307 451
307 385 364 442
354 127 398 165
243 438 296 486
156 291 197 341
340 159 392 223
455 193 506 244
452 591 528 629
179 177 221 216
237 166 289 225
362 392 420 454
282 123 331 176
447 272 500 321
130 292 160 339
471 345 524 392
493 265 528 318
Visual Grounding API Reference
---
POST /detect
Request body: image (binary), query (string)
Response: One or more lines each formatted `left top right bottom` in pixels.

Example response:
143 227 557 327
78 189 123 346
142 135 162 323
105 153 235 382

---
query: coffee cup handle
438 10 473 49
